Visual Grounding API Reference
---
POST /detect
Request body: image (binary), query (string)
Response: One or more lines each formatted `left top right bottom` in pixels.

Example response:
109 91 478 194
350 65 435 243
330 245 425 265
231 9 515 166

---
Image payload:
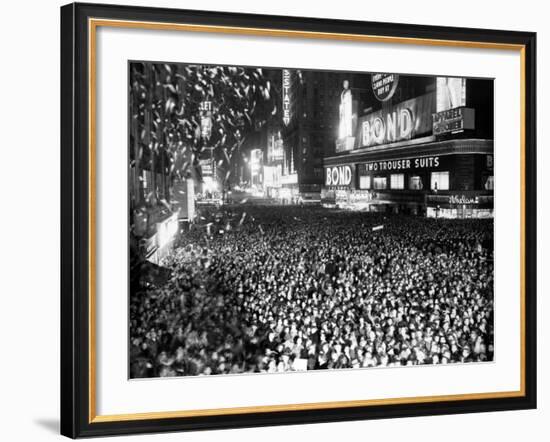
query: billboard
433 107 475 135
436 77 466 112
336 80 358 153
358 93 435 149
372 73 399 102
339 81 353 139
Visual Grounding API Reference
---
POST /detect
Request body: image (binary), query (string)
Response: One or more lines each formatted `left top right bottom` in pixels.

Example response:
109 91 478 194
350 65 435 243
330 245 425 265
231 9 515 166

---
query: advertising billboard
372 73 399 102
335 80 358 153
358 93 435 149
339 81 353 139
432 107 475 136
436 77 466 112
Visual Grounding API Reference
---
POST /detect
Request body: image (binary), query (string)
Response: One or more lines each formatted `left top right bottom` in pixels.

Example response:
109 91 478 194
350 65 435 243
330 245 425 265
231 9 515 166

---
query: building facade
322 74 494 218
277 69 372 202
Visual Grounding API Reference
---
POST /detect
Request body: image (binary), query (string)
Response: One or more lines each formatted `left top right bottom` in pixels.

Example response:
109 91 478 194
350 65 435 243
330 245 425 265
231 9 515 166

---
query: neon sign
282 69 292 126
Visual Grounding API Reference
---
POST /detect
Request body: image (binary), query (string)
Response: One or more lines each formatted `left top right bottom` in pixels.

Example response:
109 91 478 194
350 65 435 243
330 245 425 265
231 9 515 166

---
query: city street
128 62 495 379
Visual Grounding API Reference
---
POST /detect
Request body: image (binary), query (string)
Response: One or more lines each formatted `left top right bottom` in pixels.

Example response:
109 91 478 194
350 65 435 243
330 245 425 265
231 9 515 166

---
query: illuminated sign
362 109 413 146
335 137 355 153
436 77 466 112
250 149 262 174
199 101 212 112
449 195 479 205
325 165 353 187
269 137 284 161
282 69 292 126
280 173 298 185
358 93 435 148
157 213 179 249
427 194 493 205
335 80 357 152
199 159 213 177
361 156 440 172
372 73 399 102
200 116 212 139
433 107 475 135
200 101 213 139
339 80 353 138
263 165 282 188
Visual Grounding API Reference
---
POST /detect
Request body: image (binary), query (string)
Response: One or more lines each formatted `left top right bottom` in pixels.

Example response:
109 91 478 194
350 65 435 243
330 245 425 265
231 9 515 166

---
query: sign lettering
325 166 353 187
362 156 440 173
449 195 479 205
358 93 435 148
372 73 399 102
282 70 292 126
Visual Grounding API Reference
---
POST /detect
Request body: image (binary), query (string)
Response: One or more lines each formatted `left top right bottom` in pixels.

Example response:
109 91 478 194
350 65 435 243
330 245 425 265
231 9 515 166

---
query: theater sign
282 69 292 126
358 93 435 148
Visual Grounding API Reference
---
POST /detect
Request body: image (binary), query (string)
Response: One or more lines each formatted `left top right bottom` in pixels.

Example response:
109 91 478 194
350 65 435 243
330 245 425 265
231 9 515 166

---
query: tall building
278 69 372 202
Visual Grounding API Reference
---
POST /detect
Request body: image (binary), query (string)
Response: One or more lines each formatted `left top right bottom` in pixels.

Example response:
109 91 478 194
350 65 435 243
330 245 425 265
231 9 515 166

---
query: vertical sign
282 69 291 126
199 100 212 139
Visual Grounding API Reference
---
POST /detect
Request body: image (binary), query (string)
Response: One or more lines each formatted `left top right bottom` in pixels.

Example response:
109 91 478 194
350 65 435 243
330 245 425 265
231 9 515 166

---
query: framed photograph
60 2 537 438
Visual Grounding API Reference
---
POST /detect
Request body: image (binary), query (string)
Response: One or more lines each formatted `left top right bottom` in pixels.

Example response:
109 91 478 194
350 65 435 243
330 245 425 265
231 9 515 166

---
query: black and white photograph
128 62 495 379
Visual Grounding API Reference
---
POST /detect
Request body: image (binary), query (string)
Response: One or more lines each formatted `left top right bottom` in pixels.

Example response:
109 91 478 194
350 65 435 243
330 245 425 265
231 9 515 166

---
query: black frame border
60 2 537 438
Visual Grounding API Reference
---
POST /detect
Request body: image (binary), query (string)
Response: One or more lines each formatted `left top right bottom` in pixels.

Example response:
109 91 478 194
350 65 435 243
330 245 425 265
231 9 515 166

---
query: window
390 174 405 190
359 175 371 190
430 171 450 190
373 177 387 190
409 176 423 190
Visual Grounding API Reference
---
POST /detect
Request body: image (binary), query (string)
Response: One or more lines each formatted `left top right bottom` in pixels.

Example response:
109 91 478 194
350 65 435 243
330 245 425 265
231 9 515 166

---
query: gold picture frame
61 2 536 438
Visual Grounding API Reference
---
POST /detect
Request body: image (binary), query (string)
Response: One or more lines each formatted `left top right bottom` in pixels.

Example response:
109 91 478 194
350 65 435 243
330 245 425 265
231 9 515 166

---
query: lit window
373 177 387 190
359 175 371 189
430 171 450 190
390 174 404 190
409 176 423 190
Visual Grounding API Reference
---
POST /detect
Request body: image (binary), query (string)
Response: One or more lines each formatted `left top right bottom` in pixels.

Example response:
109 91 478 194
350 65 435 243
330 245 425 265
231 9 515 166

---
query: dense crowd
129 206 494 378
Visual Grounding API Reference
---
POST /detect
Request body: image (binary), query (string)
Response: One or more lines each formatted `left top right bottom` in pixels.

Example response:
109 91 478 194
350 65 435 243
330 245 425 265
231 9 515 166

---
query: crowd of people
129 206 494 378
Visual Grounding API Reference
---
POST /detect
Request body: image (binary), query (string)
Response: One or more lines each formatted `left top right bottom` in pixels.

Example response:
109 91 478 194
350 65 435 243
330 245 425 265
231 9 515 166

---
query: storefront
323 141 494 217
279 173 300 204
426 193 494 219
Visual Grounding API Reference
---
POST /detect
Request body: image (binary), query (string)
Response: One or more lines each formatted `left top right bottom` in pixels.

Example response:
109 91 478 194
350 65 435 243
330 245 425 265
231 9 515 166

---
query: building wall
281 69 372 194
